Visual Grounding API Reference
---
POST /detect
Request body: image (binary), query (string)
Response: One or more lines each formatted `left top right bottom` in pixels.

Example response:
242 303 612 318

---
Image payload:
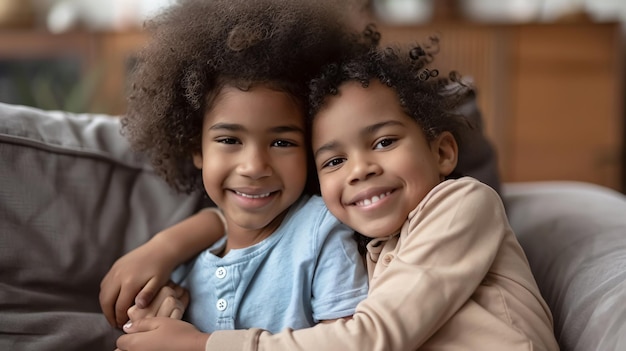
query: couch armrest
503 181 626 351
0 103 203 351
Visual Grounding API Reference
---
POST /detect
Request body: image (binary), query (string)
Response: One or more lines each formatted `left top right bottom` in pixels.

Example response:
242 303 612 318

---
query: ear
192 150 203 169
432 131 458 177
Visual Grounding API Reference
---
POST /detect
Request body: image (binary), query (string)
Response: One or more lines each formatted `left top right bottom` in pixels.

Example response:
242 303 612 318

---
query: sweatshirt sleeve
205 329 260 351
207 179 508 351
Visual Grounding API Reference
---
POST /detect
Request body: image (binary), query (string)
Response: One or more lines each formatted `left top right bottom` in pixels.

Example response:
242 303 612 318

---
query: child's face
312 80 457 238
193 85 308 236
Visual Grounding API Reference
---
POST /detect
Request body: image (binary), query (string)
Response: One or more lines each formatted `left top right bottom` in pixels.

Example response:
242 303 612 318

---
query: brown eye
272 140 296 147
374 138 396 149
217 137 239 145
322 157 345 169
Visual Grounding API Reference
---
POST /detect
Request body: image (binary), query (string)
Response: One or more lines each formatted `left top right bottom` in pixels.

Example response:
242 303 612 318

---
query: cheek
290 151 309 189
200 154 228 190
319 175 344 215
271 148 309 196
289 165 308 192
403 163 441 200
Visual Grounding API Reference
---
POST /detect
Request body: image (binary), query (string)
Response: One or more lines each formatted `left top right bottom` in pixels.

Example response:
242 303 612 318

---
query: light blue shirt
177 195 368 333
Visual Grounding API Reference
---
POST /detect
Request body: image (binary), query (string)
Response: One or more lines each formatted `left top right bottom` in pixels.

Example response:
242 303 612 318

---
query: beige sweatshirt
205 178 559 351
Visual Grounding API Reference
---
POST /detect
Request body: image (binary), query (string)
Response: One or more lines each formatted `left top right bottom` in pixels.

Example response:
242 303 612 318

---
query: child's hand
99 239 178 328
116 317 209 351
101 209 226 328
127 282 189 322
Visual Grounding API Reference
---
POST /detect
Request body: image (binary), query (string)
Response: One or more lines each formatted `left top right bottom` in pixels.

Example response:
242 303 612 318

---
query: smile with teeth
354 191 392 207
235 191 272 199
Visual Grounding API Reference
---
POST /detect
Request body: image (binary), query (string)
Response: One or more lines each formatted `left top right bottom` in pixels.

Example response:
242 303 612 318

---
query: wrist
195 332 211 351
147 209 226 270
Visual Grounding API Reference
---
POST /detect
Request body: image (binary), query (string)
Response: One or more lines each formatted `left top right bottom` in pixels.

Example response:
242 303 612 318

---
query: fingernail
123 321 132 329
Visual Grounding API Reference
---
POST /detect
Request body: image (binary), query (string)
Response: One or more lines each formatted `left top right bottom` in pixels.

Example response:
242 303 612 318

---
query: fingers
178 287 190 310
116 318 167 350
118 318 209 351
121 319 142 335
157 295 186 319
164 283 189 318
115 284 141 328
168 281 188 300
128 295 181 321
122 316 162 333
170 307 184 320
99 276 121 328
127 285 188 322
135 277 161 309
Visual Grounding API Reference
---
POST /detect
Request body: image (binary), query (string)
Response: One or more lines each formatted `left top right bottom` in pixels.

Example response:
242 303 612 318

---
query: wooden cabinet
378 21 624 192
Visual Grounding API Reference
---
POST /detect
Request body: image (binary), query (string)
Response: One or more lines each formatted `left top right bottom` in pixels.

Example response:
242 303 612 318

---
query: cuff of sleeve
206 329 262 351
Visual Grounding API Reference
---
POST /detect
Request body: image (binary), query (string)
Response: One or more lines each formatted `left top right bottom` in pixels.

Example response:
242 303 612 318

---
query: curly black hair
308 37 473 252
309 36 470 150
123 0 379 193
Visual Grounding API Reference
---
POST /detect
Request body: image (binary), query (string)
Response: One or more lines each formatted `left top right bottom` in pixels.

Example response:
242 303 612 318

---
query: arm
100 208 226 328
116 318 209 351
202 179 506 350
117 314 349 351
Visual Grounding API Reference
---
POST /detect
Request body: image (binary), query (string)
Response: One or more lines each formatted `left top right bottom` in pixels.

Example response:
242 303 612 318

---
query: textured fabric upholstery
0 103 202 350
505 181 626 351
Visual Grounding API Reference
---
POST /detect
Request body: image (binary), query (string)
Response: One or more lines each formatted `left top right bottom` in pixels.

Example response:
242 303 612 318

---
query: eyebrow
314 120 404 159
209 122 304 134
314 141 339 160
209 123 244 132
363 120 404 135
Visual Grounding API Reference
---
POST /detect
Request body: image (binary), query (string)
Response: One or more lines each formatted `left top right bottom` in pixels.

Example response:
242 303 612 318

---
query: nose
348 153 381 185
237 146 272 179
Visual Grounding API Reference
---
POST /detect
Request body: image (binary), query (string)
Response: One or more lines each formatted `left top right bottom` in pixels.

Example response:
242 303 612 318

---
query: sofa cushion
0 103 203 351
504 181 626 351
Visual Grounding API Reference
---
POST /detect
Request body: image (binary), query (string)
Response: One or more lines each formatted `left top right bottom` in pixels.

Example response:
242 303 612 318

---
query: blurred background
0 0 624 193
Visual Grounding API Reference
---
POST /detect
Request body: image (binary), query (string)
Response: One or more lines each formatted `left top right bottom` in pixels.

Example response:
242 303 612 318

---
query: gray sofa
0 101 625 351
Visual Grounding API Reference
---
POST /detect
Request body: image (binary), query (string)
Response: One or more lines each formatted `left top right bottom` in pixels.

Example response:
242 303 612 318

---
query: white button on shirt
216 298 227 311
215 267 226 279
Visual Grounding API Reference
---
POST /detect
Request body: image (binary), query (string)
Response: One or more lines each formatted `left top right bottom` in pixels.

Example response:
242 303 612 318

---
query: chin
364 222 404 238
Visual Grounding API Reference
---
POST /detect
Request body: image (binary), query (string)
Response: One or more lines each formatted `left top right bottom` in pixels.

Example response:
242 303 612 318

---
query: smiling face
193 85 307 244
312 80 458 238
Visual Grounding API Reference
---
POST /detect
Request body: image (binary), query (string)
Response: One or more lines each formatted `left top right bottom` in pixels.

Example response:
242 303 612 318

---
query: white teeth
356 191 391 207
236 191 271 199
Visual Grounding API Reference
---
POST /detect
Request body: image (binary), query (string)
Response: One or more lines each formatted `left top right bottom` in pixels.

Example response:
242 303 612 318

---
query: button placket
214 266 229 312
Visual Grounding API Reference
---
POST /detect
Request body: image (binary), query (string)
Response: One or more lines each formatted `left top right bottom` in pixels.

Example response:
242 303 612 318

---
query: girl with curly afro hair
102 0 379 349
123 0 377 194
